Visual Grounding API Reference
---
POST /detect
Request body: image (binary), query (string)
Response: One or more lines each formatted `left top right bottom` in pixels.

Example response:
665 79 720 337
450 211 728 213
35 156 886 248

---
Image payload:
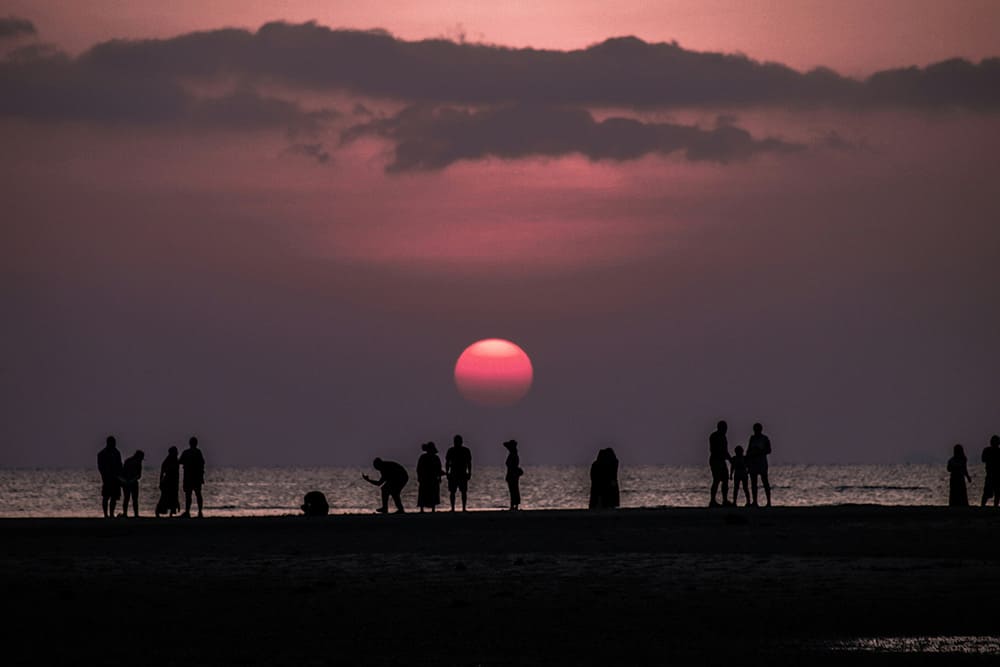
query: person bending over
363 458 409 514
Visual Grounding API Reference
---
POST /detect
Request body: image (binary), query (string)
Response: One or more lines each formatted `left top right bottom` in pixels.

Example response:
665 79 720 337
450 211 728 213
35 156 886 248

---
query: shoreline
6 505 999 665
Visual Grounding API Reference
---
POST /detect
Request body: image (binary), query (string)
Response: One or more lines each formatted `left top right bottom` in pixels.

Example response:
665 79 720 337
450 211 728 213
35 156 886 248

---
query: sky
1 1 998 468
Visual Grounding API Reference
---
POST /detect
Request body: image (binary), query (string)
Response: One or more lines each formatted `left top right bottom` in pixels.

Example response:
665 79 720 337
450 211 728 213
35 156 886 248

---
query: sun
454 338 534 407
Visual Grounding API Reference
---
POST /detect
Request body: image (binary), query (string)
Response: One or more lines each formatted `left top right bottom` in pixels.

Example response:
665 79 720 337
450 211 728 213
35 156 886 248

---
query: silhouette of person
416 442 443 513
745 422 773 507
445 434 472 512
981 435 1000 508
97 435 123 518
178 436 205 518
731 445 750 506
709 420 732 507
120 450 145 518
504 440 523 511
363 458 409 513
947 444 972 507
589 448 620 509
156 446 180 517
301 491 329 516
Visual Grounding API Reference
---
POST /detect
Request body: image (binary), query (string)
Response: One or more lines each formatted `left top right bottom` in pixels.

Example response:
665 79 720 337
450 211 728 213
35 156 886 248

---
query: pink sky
5 0 1000 74
1 2 998 467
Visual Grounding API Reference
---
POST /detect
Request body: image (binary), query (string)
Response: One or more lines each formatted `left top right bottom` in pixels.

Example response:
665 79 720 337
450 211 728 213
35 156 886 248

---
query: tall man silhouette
97 435 123 518
981 435 1000 507
709 421 732 507
179 437 205 518
446 434 473 512
746 422 773 507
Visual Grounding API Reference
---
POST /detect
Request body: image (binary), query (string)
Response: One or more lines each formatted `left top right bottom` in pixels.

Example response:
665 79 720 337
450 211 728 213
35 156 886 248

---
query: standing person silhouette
503 440 523 511
97 435 123 518
731 446 751 506
589 448 620 509
981 435 1000 507
416 442 443 513
446 434 473 512
120 450 144 518
746 422 773 507
178 437 205 518
709 421 732 507
363 458 409 513
947 444 972 507
156 446 180 517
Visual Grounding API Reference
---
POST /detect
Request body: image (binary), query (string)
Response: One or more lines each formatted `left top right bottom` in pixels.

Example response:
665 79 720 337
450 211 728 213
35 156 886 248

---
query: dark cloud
343 105 802 171
286 141 331 164
0 47 336 131
62 21 1000 110
0 16 36 39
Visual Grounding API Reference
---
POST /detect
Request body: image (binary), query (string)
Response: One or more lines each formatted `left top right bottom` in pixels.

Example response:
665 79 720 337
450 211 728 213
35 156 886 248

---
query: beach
3 506 999 666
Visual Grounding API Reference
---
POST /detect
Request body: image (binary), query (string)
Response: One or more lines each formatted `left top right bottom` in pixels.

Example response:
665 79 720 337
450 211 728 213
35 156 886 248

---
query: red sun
454 339 534 407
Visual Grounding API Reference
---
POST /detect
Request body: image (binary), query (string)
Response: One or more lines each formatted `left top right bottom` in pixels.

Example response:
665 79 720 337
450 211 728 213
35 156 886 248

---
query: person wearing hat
503 440 524 511
416 442 443 512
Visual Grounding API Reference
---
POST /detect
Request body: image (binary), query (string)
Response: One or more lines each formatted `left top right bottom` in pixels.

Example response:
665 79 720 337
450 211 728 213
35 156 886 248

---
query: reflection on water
828 636 1000 654
0 464 953 517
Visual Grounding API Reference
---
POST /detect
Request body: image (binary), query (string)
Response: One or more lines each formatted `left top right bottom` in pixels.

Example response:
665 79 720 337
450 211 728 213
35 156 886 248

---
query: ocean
0 463 963 517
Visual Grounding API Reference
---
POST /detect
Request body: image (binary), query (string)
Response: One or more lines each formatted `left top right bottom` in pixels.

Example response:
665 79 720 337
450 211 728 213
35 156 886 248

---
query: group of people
359 436 620 514
946 435 1000 507
97 435 206 518
708 421 773 507
364 434 507 513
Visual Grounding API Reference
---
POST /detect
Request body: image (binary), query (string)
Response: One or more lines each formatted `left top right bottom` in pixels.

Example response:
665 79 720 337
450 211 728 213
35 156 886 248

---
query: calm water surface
0 464 957 518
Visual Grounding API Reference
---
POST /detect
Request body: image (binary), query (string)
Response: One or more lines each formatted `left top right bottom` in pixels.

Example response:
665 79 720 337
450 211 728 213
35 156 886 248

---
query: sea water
0 464 959 518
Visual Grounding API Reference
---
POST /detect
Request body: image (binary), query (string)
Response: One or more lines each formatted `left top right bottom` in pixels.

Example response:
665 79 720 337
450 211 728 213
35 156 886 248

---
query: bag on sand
301 490 329 516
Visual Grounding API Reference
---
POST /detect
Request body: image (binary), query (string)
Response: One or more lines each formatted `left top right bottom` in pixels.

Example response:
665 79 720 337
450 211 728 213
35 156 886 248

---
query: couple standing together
709 421 773 507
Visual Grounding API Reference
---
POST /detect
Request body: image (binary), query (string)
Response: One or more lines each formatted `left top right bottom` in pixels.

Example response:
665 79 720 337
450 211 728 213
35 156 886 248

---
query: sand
3 506 999 666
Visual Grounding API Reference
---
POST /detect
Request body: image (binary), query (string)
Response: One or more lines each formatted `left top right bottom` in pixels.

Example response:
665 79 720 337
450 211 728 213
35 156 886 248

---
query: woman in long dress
947 444 972 507
503 440 523 511
416 442 442 512
156 446 180 517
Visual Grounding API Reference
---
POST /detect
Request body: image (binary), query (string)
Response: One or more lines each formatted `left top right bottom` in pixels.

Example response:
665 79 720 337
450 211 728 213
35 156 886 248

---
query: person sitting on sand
363 458 409 514
589 448 620 509
446 434 472 512
156 446 180 517
416 442 443 513
97 435 123 519
731 446 750 506
745 422 773 507
179 437 205 518
947 444 972 507
981 435 1000 508
504 440 523 511
709 421 732 507
120 450 144 518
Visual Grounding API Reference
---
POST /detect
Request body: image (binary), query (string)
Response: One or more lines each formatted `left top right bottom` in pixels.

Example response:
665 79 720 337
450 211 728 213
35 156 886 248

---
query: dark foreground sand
3 506 999 666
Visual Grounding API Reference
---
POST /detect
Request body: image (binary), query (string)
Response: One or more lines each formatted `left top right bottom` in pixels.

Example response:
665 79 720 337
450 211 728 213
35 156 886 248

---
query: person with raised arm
363 458 409 514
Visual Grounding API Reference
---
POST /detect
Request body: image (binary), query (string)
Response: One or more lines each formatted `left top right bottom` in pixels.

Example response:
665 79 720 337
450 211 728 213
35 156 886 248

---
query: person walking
178 437 205 518
503 440 523 511
981 435 1000 507
363 458 409 513
416 442 443 512
97 435 123 519
947 444 972 507
746 422 773 507
445 434 473 512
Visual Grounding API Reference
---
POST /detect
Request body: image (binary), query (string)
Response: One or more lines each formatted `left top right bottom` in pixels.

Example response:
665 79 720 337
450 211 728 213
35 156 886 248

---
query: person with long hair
947 444 972 507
